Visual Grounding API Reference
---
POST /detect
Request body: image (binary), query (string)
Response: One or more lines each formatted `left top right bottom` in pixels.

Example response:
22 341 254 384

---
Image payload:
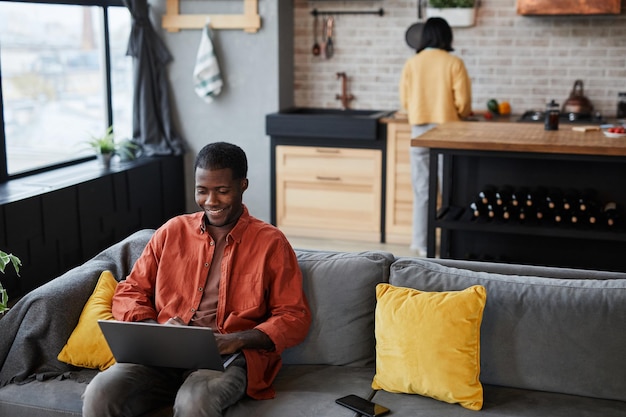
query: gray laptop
98 320 239 371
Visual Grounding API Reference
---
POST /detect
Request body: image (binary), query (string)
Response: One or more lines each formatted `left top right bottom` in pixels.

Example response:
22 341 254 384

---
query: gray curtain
123 0 184 156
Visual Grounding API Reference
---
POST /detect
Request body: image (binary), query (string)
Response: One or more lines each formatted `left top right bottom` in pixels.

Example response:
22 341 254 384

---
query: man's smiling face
195 167 248 227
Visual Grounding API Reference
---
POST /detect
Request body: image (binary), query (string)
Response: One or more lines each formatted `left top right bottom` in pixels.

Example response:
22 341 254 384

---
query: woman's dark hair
195 142 248 179
417 17 454 53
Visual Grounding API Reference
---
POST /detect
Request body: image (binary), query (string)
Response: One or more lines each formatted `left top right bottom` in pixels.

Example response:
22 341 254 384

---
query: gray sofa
1 229 625 416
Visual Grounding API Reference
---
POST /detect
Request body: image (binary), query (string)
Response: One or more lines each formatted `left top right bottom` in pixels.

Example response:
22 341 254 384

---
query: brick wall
294 0 626 118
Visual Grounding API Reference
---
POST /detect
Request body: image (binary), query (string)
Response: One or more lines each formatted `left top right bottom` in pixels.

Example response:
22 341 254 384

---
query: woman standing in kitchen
399 17 472 256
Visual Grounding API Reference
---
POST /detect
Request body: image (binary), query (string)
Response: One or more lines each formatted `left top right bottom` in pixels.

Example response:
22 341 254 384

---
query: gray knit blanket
0 229 154 387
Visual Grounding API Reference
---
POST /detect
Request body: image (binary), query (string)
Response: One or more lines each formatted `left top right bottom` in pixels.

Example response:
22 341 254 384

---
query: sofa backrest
281 249 395 367
427 257 626 280
389 258 626 402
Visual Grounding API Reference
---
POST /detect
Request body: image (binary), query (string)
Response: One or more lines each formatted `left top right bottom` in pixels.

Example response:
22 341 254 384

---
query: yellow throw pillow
372 283 486 411
57 270 118 370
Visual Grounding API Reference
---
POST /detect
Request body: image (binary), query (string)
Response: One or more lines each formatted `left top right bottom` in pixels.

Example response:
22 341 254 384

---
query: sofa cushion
371 283 486 410
0 373 171 417
57 270 117 371
0 379 86 417
225 365 376 417
389 258 626 402
282 250 395 367
372 384 626 417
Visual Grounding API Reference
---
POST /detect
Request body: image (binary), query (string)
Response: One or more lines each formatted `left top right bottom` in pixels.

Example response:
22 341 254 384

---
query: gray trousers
82 356 247 417
410 124 438 254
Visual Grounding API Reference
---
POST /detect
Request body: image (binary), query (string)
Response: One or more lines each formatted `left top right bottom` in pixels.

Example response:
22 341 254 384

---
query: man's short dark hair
195 142 248 179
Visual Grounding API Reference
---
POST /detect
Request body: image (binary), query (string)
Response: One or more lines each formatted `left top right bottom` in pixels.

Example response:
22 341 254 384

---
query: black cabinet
0 155 185 299
428 149 626 272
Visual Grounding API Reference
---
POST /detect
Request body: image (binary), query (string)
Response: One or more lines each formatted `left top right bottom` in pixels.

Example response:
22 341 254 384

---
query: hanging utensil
325 16 335 59
312 14 321 56
320 16 328 57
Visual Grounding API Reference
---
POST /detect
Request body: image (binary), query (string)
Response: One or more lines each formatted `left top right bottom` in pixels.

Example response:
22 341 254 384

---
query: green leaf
85 125 116 154
0 251 21 275
429 0 474 7
84 126 141 159
0 287 8 315
0 251 20 314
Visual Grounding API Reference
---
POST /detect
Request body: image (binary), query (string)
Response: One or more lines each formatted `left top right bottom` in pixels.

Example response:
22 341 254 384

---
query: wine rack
454 185 621 231
428 148 626 272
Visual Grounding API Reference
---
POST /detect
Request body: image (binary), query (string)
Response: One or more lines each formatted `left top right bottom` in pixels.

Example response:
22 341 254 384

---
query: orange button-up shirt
112 206 311 399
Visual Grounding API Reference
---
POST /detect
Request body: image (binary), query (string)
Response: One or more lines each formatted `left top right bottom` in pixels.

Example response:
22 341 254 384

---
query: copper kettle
562 80 594 115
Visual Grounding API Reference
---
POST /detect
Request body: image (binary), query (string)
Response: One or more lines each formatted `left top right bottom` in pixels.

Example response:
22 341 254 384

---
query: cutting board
572 126 601 132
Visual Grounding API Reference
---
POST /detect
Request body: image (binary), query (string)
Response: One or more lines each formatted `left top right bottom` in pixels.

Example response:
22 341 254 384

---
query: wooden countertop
410 121 626 157
381 111 519 125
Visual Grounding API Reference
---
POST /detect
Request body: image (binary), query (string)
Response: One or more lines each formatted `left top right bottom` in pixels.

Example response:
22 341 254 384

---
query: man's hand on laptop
215 329 274 355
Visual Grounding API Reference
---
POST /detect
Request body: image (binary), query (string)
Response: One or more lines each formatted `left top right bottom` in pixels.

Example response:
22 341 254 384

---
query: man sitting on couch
82 142 311 417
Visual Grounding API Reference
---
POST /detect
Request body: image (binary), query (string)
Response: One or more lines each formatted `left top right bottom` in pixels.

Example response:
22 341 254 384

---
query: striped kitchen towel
193 20 222 103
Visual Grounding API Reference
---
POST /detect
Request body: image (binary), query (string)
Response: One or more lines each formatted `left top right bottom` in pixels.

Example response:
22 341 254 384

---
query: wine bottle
569 209 584 225
487 203 502 220
526 186 547 208
534 199 549 223
511 186 529 207
544 187 563 210
552 208 565 225
478 185 497 205
578 188 598 212
496 185 514 207
586 203 600 226
501 205 517 222
561 188 580 211
469 199 488 220
602 202 620 227
517 205 535 223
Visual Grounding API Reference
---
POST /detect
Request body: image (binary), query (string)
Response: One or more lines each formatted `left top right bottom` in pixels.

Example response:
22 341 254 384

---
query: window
0 0 131 179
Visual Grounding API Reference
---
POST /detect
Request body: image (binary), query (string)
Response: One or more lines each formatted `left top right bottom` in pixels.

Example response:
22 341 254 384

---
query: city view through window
0 2 132 175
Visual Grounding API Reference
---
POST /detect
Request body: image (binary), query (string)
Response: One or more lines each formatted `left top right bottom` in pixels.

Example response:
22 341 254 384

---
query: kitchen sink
265 107 393 141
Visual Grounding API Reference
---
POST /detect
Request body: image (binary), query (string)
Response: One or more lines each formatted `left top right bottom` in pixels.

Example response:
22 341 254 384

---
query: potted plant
86 126 140 169
1 250 21 315
426 0 477 27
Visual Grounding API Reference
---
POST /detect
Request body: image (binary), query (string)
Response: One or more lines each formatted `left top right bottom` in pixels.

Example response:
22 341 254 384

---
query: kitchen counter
381 111 523 126
410 121 623 156
411 120 626 271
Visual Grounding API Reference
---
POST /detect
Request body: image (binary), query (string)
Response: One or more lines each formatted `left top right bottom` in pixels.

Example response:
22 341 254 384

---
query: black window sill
0 156 160 205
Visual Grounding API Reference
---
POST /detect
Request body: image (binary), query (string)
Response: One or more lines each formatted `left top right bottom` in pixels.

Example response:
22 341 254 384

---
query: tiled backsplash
294 0 626 117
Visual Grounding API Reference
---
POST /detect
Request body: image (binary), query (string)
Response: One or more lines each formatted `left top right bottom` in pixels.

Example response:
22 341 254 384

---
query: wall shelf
162 0 261 33
516 0 621 15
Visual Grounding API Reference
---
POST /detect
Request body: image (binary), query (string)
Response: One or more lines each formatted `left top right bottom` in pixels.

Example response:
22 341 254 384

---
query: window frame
0 0 127 182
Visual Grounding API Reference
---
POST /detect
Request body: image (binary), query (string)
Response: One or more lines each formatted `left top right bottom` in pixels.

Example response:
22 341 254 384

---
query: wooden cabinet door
385 122 413 244
275 145 382 242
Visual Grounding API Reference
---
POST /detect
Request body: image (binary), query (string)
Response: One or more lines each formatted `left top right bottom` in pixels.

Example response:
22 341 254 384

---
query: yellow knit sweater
399 49 472 125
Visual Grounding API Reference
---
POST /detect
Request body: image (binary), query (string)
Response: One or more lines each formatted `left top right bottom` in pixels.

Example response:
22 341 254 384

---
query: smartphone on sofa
335 394 390 417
